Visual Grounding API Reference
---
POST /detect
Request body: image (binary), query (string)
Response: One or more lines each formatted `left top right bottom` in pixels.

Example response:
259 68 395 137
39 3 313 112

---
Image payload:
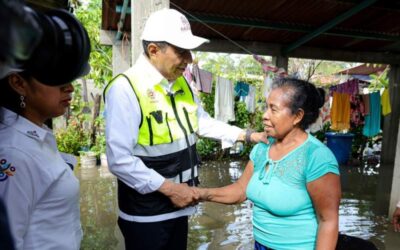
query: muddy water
77 160 390 250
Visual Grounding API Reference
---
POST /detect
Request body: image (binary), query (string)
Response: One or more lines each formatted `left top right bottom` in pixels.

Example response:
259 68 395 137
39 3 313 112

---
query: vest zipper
183 107 194 134
146 116 153 146
169 94 195 186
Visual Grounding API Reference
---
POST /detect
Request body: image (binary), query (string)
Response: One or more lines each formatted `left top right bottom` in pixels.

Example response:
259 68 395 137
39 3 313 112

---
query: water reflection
77 166 119 250
77 161 390 250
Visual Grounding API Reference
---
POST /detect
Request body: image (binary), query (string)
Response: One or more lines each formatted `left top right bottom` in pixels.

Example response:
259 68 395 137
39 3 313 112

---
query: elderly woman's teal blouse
246 134 339 250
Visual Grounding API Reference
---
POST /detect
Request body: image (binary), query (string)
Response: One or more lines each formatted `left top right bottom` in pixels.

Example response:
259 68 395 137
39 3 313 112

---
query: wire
170 2 255 55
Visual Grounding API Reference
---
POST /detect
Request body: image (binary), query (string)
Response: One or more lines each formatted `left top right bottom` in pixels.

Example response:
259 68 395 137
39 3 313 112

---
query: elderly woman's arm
307 173 341 250
194 161 254 204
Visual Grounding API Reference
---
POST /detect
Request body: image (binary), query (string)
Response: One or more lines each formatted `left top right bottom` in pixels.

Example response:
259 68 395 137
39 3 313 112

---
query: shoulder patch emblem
0 159 16 181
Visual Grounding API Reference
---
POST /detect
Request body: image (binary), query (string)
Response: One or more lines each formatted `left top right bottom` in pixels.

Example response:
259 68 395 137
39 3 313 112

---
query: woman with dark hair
195 78 341 250
0 72 83 250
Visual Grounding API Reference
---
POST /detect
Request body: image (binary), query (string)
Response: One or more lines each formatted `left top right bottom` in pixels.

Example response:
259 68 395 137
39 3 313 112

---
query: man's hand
393 207 400 232
191 187 208 202
159 180 200 208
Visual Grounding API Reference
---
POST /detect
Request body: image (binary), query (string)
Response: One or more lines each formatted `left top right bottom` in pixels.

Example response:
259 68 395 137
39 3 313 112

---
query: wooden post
375 65 400 215
131 0 170 63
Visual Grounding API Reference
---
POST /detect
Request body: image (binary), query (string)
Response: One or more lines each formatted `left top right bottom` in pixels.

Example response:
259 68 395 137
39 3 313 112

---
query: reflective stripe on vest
133 133 196 157
105 69 201 218
128 74 198 147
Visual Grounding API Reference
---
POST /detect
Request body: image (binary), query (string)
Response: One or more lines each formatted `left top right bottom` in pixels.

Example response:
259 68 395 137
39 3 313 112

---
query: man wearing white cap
104 8 267 250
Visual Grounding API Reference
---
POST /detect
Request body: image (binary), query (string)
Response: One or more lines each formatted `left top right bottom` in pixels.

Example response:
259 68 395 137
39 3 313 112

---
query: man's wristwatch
245 129 254 143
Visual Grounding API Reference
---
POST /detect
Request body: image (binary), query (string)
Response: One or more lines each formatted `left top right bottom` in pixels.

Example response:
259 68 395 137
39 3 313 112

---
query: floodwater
77 159 397 250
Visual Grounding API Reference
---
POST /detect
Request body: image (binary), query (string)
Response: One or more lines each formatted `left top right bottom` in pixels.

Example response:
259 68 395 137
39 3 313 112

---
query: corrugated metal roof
102 0 400 58
336 63 388 75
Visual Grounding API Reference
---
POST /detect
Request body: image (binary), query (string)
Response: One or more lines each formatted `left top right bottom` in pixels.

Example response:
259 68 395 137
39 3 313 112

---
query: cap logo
180 16 190 32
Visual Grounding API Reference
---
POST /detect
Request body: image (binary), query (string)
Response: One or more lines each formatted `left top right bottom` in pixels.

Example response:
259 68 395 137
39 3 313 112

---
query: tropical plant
55 82 91 155
75 0 113 88
368 67 389 92
55 114 90 155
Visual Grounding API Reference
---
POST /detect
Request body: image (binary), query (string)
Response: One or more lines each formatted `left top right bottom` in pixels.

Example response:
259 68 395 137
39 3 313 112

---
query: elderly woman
196 78 341 250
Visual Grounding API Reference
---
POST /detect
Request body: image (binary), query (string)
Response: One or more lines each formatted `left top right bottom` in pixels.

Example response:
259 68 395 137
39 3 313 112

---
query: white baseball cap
140 8 209 50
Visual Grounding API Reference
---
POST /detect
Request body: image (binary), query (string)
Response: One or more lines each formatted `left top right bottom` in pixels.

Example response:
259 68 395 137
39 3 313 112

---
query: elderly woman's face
262 87 300 139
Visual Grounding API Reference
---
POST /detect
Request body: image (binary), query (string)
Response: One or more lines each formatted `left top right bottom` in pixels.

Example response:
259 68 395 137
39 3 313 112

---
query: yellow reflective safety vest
132 78 198 146
104 67 200 218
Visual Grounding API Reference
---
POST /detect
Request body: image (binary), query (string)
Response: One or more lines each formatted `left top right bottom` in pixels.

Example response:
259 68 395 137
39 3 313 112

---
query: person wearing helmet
0 8 90 250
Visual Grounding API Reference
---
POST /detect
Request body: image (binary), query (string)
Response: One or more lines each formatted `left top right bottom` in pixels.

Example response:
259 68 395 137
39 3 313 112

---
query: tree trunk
89 93 101 148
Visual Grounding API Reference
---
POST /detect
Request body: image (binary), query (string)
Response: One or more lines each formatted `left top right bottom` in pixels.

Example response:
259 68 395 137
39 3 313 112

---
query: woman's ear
293 108 304 127
8 73 27 96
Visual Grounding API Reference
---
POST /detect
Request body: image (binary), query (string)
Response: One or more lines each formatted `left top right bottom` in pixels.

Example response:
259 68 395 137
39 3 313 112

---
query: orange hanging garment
330 92 351 131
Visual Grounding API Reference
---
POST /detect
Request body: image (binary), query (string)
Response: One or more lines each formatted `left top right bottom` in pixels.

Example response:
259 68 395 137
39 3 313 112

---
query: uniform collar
0 107 50 141
135 54 173 89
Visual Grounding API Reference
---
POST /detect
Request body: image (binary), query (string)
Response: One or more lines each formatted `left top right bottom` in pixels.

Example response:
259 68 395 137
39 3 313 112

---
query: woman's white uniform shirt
0 107 82 250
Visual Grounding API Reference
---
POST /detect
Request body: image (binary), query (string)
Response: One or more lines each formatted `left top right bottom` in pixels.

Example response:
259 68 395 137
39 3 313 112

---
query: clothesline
327 77 391 137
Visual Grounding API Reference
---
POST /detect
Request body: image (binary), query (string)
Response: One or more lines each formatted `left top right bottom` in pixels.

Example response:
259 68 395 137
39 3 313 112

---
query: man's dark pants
118 216 188 250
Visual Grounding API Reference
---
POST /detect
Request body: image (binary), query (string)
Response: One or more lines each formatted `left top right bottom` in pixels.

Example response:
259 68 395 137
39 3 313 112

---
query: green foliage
231 101 250 128
55 82 91 155
193 53 266 159
289 58 360 80
196 138 218 159
90 117 106 156
311 122 331 142
369 67 389 92
75 0 113 88
56 114 90 155
55 0 109 156
250 106 265 132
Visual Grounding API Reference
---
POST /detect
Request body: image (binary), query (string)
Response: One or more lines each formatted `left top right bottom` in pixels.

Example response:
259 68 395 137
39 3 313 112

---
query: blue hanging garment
363 92 381 137
234 81 249 96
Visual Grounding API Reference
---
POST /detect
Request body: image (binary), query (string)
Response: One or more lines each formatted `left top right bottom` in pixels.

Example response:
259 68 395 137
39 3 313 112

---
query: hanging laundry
183 66 200 96
330 92 351 131
244 85 256 113
192 64 213 94
214 76 235 122
350 95 365 127
381 88 391 116
262 74 274 98
234 81 249 96
363 92 381 137
309 116 323 133
309 92 331 133
320 94 331 124
361 94 370 115
329 79 359 95
183 66 193 83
